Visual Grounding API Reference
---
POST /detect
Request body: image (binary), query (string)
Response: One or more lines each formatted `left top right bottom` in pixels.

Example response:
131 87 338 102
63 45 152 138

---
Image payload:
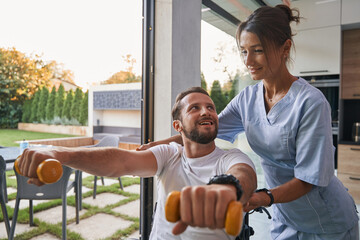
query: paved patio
0 172 141 240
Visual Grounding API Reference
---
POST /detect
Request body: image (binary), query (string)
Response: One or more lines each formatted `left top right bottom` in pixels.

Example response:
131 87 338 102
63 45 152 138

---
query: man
18 87 257 240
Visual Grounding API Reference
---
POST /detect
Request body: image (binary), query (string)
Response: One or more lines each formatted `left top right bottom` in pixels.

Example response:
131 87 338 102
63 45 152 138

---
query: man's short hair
171 87 210 121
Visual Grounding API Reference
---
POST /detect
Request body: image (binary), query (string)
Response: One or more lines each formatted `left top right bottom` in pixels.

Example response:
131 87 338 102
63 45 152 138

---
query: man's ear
173 120 182 133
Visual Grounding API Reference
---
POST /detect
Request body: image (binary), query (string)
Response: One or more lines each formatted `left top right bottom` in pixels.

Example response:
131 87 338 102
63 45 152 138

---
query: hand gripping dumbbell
14 156 63 184
165 191 243 236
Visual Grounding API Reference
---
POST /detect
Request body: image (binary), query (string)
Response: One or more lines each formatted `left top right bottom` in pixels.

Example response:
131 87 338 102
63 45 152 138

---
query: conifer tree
70 88 83 121
210 80 226 114
79 90 88 125
37 87 49 121
21 99 32 123
54 84 65 118
62 89 74 120
46 86 57 120
29 90 41 122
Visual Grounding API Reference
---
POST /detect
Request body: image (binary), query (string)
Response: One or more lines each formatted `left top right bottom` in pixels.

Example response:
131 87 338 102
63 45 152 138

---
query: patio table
0 146 21 170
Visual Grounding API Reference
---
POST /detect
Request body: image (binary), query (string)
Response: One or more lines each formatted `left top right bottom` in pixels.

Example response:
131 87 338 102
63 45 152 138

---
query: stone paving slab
82 192 127 208
33 205 86 224
123 184 140 194
6 186 17 195
6 199 50 209
29 233 59 240
68 213 133 240
127 230 140 239
113 199 140 218
1 222 37 239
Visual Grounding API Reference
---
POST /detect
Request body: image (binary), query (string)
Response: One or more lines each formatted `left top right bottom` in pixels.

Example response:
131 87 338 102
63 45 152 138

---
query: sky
0 0 244 89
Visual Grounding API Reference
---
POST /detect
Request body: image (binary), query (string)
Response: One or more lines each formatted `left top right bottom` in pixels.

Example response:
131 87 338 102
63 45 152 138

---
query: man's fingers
192 187 205 227
27 178 44 186
172 221 188 235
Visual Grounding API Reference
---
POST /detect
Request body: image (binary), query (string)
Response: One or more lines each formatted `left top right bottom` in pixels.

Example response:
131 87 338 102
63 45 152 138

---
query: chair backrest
94 135 119 148
14 165 74 200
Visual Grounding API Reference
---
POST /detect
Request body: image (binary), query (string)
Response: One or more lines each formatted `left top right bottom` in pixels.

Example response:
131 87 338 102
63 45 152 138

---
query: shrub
37 87 49 121
46 86 56 120
70 88 83 121
79 91 88 125
62 89 73 120
29 90 41 123
54 84 65 118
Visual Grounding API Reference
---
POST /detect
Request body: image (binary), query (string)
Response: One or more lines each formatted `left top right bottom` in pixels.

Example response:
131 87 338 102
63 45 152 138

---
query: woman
139 5 359 239
216 5 359 240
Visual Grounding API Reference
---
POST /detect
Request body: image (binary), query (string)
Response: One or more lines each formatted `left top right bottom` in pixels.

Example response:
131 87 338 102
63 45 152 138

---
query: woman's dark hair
171 87 210 121
236 4 301 64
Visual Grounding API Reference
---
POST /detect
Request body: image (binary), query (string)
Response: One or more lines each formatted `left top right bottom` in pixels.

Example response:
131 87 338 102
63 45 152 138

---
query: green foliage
70 88 83 121
21 98 32 123
201 72 207 91
79 91 88 125
62 89 74 120
37 87 49 121
210 80 226 114
45 86 57 120
29 90 41 122
54 84 65 118
0 47 53 128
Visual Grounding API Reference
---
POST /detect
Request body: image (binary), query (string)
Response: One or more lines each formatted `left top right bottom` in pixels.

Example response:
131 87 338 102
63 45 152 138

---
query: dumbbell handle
165 191 243 236
15 157 63 184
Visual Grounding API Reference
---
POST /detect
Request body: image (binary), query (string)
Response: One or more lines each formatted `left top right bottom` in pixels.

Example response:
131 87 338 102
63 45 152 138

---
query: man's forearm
226 164 257 205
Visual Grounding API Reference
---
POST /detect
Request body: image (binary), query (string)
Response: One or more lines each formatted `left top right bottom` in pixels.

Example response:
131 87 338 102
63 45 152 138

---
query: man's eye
207 106 214 110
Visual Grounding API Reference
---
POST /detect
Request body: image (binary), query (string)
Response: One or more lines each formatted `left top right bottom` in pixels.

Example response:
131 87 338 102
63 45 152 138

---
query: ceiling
201 0 289 37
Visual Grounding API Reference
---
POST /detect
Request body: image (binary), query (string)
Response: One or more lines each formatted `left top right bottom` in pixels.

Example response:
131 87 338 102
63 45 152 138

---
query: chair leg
29 200 35 226
118 177 123 190
9 198 21 240
0 193 10 237
101 176 105 185
3 176 8 203
93 176 98 199
75 180 79 224
62 195 67 240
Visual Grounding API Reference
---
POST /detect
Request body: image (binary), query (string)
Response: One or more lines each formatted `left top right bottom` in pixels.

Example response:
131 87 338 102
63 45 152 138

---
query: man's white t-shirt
148 142 255 240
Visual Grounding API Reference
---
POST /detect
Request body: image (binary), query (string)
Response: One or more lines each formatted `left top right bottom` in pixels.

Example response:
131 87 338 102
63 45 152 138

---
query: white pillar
154 0 202 140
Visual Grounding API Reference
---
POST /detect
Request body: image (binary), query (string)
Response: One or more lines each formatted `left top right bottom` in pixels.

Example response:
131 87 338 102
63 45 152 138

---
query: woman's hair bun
276 4 301 24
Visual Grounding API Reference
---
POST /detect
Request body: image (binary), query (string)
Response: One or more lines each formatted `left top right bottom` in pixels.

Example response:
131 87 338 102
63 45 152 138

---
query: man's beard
182 122 218 144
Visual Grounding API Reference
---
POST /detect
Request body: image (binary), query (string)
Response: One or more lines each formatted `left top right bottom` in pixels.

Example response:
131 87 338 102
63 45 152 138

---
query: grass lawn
0 129 79 147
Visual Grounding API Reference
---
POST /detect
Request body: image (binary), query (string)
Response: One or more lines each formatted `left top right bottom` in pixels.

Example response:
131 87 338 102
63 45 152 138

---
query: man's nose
200 106 210 115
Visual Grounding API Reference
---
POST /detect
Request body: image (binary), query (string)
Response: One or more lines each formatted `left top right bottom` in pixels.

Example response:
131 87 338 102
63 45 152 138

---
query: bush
79 91 88 125
21 99 32 123
62 89 73 120
29 90 41 123
46 86 56 120
54 84 65 118
37 87 49 121
70 88 83 122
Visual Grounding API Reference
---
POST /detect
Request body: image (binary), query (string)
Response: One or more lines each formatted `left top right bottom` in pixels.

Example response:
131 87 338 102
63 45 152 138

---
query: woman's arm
244 177 312 211
136 134 183 150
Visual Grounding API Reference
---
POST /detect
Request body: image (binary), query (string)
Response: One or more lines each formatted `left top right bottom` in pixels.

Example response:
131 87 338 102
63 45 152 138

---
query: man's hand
17 148 58 186
171 184 237 235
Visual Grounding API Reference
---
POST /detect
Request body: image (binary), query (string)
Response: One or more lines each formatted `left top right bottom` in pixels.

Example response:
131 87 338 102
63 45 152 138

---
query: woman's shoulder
293 78 328 105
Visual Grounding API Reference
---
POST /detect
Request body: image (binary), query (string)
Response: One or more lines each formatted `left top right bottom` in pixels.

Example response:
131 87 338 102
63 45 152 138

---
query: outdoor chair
9 164 81 240
90 135 123 199
0 156 10 238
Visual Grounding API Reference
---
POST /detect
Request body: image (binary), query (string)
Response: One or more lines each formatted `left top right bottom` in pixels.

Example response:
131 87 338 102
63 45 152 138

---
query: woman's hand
136 142 158 151
243 192 270 212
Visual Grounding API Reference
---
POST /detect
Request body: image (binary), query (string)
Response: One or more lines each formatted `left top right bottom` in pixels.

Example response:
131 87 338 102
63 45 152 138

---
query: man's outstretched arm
18 147 158 185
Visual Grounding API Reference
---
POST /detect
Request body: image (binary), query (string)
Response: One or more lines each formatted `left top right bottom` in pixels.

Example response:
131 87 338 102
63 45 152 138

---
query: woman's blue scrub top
218 78 358 234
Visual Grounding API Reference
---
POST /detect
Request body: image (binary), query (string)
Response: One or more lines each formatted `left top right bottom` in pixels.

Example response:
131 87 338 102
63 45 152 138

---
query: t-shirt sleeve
294 99 334 187
217 94 245 143
149 142 181 176
221 148 256 173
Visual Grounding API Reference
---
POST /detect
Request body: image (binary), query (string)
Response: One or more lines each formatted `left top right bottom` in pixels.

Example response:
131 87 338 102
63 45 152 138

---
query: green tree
210 80 226 114
0 47 53 127
54 84 66 118
101 54 141 84
62 89 74 120
70 88 83 121
79 91 88 125
46 86 57 120
37 87 49 121
29 90 41 123
201 72 207 91
21 98 32 123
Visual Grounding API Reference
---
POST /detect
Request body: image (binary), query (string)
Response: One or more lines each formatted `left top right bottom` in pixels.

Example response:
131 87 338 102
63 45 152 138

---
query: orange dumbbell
14 156 63 184
165 191 243 236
